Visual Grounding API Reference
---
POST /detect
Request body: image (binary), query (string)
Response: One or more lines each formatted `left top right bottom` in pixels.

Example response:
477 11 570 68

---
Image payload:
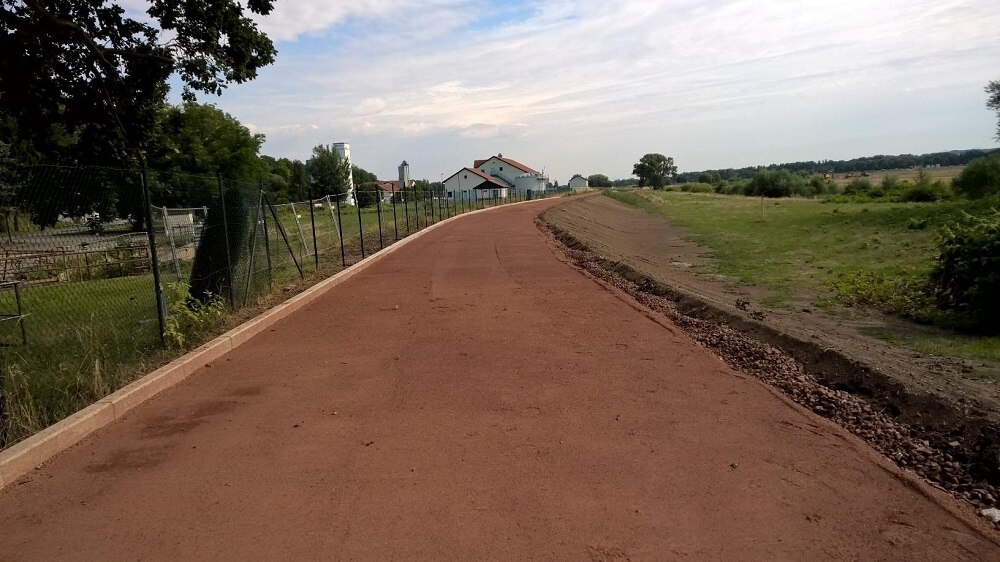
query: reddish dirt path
1 200 997 560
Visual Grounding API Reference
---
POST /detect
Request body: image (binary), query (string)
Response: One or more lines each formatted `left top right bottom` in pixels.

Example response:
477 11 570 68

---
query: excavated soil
541 194 1000 512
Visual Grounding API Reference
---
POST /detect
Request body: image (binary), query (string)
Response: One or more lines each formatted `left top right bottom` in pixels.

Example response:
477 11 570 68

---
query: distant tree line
674 149 999 184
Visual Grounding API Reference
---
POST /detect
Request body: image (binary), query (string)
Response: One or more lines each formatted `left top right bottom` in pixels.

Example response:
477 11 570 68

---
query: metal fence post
403 190 410 234
334 196 346 267
216 172 236 308
391 191 399 240
308 181 319 272
355 194 365 259
244 186 262 306
412 189 420 230
141 168 167 342
260 188 273 288
375 190 384 250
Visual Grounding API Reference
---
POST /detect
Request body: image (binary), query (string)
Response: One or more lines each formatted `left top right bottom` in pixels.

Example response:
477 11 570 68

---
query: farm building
376 179 415 203
568 174 589 189
442 154 548 201
442 168 509 201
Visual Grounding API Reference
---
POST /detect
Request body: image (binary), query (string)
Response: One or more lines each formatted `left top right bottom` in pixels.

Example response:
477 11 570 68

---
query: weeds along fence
0 162 568 447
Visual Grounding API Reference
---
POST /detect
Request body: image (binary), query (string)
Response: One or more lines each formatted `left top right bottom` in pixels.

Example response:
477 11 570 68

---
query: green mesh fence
0 165 554 447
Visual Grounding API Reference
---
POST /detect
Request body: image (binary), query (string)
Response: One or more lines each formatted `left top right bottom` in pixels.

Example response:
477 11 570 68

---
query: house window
499 167 503 171
447 191 453 197
463 174 467 179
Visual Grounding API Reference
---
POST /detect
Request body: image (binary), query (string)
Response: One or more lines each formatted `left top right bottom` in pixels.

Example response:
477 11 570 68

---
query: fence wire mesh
0 162 567 447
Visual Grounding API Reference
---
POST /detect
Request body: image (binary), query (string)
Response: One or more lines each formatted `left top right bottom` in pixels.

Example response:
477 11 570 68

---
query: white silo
398 160 410 199
333 142 355 205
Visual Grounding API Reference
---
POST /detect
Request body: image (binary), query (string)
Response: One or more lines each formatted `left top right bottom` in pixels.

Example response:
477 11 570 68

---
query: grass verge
605 189 999 366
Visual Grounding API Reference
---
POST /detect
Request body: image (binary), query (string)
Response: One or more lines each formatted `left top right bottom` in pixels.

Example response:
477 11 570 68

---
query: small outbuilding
568 174 589 189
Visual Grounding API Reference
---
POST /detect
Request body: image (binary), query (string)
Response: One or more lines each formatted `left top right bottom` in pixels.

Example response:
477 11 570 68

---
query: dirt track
541 194 1000 417
0 199 997 560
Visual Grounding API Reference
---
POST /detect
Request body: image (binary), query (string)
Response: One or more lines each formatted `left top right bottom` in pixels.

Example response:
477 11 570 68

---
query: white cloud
209 0 1000 180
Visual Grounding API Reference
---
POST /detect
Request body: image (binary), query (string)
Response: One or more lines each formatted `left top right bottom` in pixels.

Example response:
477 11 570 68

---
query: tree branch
22 0 117 74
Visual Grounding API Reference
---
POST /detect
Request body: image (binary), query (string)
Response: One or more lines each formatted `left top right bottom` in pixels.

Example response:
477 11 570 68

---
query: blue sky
144 0 999 183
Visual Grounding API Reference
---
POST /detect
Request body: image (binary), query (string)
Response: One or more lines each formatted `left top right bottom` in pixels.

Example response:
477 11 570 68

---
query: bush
900 170 951 202
843 178 873 196
953 154 1000 199
929 209 1000 331
164 282 226 348
831 270 935 322
807 175 836 196
900 184 939 202
715 180 746 195
745 169 803 198
880 174 900 193
188 187 251 305
680 182 714 193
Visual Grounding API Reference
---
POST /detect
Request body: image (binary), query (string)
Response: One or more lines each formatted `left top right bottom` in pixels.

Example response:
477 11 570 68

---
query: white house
473 154 548 196
442 167 509 201
568 174 589 189
439 154 549 204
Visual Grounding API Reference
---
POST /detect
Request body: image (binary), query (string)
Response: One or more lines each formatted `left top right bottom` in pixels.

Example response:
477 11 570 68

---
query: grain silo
333 142 355 205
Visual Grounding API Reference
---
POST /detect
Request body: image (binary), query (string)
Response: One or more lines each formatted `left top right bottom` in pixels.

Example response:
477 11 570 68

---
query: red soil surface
0 199 996 560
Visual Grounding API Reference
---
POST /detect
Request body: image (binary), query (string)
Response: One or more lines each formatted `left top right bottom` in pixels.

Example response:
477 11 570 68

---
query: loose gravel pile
545 223 999 518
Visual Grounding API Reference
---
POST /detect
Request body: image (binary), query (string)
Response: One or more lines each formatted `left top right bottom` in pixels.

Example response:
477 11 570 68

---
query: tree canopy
633 153 677 189
987 80 1000 143
151 103 265 180
954 154 1000 199
0 0 277 166
587 174 612 187
307 145 351 200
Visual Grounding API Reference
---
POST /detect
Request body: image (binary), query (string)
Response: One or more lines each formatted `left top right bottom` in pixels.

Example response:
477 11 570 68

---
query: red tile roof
473 155 539 175
376 180 414 193
443 167 508 189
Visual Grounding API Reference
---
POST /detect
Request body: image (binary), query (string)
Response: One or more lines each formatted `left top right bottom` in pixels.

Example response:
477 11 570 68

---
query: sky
145 0 999 182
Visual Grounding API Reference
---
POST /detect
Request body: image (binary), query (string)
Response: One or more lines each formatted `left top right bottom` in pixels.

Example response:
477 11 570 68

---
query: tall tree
633 153 677 189
307 145 351 200
988 80 1000 142
0 1 277 166
587 174 612 187
352 165 377 185
147 102 265 206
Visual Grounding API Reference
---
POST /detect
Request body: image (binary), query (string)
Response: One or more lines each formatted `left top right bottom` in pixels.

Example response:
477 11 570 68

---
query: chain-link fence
0 162 567 447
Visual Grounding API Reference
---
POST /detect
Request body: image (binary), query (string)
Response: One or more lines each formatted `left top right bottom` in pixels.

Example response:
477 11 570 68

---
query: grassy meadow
606 190 999 364
829 166 964 189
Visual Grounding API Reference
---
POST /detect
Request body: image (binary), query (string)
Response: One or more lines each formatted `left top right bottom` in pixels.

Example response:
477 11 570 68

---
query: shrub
680 182 714 193
900 170 951 202
880 174 900 192
188 187 251 305
900 184 939 202
164 282 226 348
843 178 873 196
715 180 746 195
831 270 935 322
745 169 803 198
929 209 1000 331
807 175 836 196
697 172 721 185
953 154 1000 199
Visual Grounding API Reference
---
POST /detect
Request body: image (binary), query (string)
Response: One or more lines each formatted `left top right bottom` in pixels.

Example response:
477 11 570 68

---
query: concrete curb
0 198 547 490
